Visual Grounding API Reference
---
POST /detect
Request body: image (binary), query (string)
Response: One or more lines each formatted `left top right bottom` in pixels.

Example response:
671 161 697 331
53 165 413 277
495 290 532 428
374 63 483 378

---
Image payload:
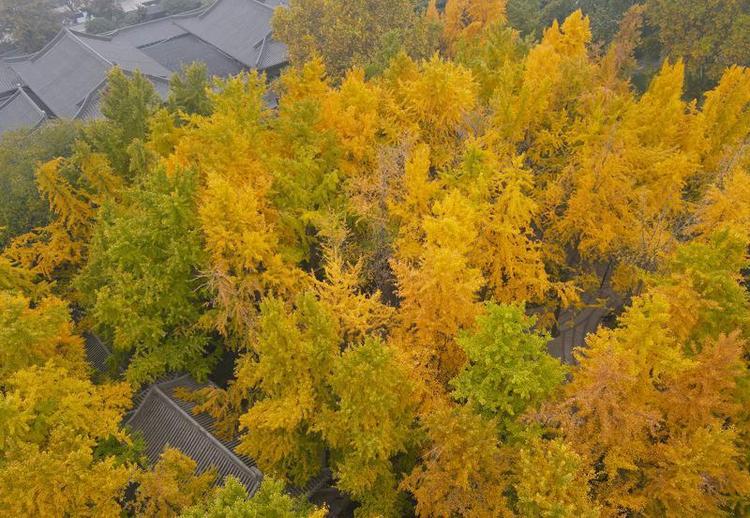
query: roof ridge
17 87 47 119
65 29 114 68
250 0 280 11
148 382 259 480
5 29 68 63
124 386 156 426
254 33 269 67
73 78 108 119
104 5 207 38
0 88 20 110
68 29 113 42
199 0 276 21
168 20 249 68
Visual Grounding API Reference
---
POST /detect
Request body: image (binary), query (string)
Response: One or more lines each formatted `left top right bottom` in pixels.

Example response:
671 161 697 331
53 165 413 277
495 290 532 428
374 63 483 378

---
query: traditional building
125 374 265 492
0 0 288 135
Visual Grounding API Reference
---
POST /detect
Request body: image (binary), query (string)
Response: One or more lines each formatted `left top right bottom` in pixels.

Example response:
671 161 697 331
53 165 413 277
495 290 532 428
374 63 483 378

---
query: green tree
76 167 210 385
507 0 638 42
86 67 162 175
85 0 123 19
236 294 338 486
319 337 417 516
234 296 417 515
273 0 439 79
645 0 750 94
182 476 326 518
168 63 213 117
451 303 566 437
0 0 61 53
0 121 80 247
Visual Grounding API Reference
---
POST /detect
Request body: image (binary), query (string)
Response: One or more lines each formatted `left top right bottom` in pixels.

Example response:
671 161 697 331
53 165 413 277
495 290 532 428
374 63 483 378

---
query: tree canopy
1 4 750 517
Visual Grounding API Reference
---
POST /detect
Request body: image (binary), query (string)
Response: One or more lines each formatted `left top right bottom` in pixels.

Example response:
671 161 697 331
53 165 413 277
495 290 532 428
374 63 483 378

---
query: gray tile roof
0 89 47 134
140 33 245 76
0 63 22 93
0 0 287 135
176 0 286 68
84 331 113 373
71 30 172 78
546 263 624 364
126 374 263 493
257 35 288 70
8 29 169 119
9 31 111 118
107 15 194 48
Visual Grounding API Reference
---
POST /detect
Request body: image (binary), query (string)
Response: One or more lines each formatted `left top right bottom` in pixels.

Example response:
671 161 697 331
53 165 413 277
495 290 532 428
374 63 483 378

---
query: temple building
0 0 288 135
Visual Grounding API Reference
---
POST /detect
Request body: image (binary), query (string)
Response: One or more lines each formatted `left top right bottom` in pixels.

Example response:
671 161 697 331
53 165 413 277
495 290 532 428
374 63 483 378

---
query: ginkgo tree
1 4 749 517
75 167 211 385
550 232 750 516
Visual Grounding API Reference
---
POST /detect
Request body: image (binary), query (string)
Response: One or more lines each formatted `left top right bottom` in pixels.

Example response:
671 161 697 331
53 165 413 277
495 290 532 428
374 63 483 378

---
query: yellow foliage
316 245 394 344
388 143 439 262
515 439 600 517
388 54 478 166
402 404 510 517
0 364 133 517
696 66 750 176
392 191 483 383
131 448 216 518
550 60 698 269
168 72 306 343
0 291 86 383
473 153 572 305
5 144 121 279
443 0 507 51
555 292 750 514
691 166 750 239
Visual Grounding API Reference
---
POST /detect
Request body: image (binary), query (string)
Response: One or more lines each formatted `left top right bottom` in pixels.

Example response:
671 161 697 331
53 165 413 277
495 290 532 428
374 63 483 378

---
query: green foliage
87 67 162 175
236 294 338 485
271 67 346 262
236 296 417 515
2 6 750 516
92 432 148 467
100 67 161 144
169 63 213 117
84 16 119 34
507 0 638 42
85 0 124 19
654 231 750 348
0 121 80 247
645 0 750 95
76 167 211 385
0 0 61 52
451 303 566 435
84 0 151 34
320 338 417 516
182 476 326 518
272 0 438 79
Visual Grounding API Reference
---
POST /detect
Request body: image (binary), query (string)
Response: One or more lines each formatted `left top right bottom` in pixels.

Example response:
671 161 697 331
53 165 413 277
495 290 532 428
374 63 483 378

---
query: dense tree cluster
1 0 750 516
